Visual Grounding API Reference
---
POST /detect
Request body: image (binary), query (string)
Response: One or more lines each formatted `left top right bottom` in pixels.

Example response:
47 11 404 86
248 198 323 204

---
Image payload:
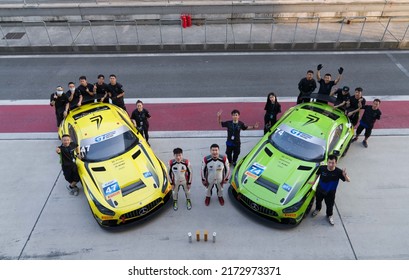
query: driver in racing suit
201 143 230 206
168 147 193 211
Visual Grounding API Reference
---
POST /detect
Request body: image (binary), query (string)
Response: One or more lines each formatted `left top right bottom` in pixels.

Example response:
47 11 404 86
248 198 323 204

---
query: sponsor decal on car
95 131 116 143
245 162 266 179
103 180 121 200
143 171 153 178
282 183 292 192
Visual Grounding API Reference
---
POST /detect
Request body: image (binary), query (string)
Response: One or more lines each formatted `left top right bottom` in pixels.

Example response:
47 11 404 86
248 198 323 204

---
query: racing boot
186 199 192 210
218 196 225 206
173 200 178 211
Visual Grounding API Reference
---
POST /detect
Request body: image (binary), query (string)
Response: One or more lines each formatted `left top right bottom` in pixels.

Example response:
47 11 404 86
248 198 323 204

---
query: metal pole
381 17 392 41
159 19 163 48
113 21 120 45
134 20 140 45
293 18 300 43
269 20 274 46
204 19 207 47
68 22 75 45
180 19 184 44
313 17 320 42
22 22 32 46
402 23 409 41
87 20 96 45
42 21 52 46
249 18 254 44
225 19 228 45
358 17 367 42
337 18 345 42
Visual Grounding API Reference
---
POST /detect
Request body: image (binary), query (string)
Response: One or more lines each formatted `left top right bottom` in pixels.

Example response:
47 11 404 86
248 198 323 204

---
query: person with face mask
50 85 70 127
66 81 82 110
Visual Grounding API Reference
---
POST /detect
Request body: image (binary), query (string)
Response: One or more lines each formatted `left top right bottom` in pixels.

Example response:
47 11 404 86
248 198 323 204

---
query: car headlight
282 195 307 213
232 159 244 189
88 190 116 216
161 166 169 193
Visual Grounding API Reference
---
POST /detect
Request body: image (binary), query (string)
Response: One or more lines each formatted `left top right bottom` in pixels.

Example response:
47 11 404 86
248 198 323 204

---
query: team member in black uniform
106 74 126 111
316 64 343 103
56 134 81 196
346 87 366 127
66 82 82 110
351 99 382 148
93 74 109 103
297 70 317 104
217 109 259 166
50 85 70 127
263 92 281 134
331 86 351 110
77 75 95 105
131 100 151 144
310 154 350 225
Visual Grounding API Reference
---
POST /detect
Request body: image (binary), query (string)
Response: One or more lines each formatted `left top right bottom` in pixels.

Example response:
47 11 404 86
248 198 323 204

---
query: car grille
255 176 279 193
240 195 278 217
122 198 162 219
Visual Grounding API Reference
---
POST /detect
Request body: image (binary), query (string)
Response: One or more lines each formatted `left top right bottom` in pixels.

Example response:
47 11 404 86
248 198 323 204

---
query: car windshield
269 124 326 162
80 126 139 162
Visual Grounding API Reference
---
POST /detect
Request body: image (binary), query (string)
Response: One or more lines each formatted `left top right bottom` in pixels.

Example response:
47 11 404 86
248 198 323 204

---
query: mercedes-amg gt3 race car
229 94 354 225
59 103 171 227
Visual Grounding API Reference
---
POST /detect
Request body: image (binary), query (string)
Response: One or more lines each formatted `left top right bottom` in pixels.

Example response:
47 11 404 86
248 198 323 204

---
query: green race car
229 94 354 225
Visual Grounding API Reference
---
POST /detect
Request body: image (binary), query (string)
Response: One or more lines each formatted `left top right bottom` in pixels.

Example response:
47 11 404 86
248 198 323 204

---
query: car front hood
85 147 162 208
238 144 317 206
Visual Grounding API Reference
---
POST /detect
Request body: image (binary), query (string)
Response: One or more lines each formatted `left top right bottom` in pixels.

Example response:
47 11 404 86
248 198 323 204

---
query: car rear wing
300 93 337 104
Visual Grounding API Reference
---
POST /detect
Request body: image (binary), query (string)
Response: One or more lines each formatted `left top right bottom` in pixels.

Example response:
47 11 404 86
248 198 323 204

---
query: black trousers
356 124 373 139
62 164 80 184
226 145 240 164
315 189 336 216
141 128 149 142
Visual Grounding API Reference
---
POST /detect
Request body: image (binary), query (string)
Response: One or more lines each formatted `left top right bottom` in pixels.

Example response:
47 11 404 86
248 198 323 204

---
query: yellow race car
58 103 172 228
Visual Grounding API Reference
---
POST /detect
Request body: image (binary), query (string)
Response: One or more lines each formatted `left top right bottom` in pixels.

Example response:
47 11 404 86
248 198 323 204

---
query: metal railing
0 16 408 49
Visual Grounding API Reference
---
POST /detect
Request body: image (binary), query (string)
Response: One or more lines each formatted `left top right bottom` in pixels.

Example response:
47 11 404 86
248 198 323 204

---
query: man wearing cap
331 86 351 110
346 87 366 127
50 85 70 127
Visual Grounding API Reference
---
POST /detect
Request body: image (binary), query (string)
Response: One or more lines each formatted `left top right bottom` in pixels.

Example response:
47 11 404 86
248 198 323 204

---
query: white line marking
387 53 409 78
1 95 409 106
1 50 409 59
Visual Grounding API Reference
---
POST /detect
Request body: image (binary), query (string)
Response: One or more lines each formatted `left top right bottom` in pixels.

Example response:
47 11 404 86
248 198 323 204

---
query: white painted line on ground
1 50 409 59
387 53 409 78
1 95 409 106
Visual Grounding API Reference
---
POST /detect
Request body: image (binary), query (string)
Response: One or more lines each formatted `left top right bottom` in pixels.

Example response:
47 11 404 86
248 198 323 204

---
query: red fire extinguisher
181 14 187 28
186 14 192 27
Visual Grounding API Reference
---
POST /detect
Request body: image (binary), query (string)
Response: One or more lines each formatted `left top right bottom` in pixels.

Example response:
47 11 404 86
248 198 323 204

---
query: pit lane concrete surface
0 130 408 260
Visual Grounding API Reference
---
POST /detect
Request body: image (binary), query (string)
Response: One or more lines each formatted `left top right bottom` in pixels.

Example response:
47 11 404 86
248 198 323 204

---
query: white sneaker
311 209 320 217
66 185 79 196
72 186 79 196
328 216 335 225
